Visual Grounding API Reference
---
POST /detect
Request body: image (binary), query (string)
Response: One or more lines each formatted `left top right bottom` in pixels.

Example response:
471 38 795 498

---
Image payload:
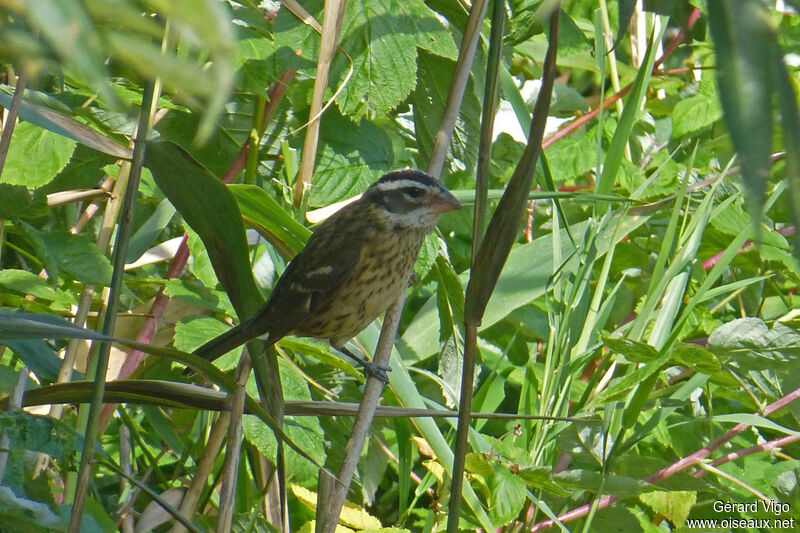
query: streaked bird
193 169 461 382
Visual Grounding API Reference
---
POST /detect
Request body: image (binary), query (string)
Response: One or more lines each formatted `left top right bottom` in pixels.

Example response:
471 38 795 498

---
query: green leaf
307 113 395 208
275 0 458 120
488 466 526 526
2 340 64 382
1 122 76 189
604 337 658 363
412 50 481 173
0 89 131 159
597 27 661 201
40 230 112 285
0 269 57 301
164 280 229 314
175 316 242 372
0 311 237 389
335 0 458 119
233 27 277 96
711 413 800 436
435 253 465 328
543 130 600 183
24 0 121 110
15 220 60 283
0 411 81 467
437 334 463 409
0 185 48 218
640 490 696 528
481 215 647 329
708 318 800 370
243 360 326 480
616 0 637 45
145 140 262 319
671 94 722 138
517 466 571 497
464 453 493 477
554 469 654 497
670 342 721 375
507 0 545 45
125 198 176 263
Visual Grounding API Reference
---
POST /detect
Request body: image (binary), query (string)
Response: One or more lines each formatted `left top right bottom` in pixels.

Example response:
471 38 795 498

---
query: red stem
542 8 702 150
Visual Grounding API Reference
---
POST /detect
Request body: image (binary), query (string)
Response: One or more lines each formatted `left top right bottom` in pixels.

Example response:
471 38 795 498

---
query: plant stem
69 82 156 533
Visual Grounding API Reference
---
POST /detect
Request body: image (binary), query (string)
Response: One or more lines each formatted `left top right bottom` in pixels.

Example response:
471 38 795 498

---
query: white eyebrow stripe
374 179 432 192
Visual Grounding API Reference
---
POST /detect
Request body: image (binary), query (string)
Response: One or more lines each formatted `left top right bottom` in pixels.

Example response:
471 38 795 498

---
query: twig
216 356 250 532
170 413 230 533
0 368 28 483
69 82 157 533
426 0 489 175
315 295 406 532
294 0 348 206
0 68 27 177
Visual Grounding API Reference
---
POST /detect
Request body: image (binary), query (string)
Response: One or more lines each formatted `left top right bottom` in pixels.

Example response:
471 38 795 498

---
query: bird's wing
241 214 364 342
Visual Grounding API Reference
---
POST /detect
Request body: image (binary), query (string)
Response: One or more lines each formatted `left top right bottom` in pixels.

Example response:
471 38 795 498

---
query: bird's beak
429 189 462 214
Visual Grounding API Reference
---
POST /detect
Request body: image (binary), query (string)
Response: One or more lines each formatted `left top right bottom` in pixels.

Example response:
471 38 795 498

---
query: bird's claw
362 361 391 384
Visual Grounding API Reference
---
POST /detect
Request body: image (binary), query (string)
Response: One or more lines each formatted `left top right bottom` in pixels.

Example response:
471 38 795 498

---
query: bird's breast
293 229 425 341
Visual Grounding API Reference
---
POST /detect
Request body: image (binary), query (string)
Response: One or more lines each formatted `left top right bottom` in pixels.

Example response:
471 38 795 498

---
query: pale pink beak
429 189 462 214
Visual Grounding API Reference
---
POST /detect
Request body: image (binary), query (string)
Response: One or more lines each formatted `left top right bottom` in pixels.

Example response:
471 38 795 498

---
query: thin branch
295 0 348 207
0 68 27 177
315 295 406 533
69 82 157 533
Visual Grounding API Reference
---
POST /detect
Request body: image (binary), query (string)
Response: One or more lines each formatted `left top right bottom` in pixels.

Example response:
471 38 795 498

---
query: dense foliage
1 0 800 531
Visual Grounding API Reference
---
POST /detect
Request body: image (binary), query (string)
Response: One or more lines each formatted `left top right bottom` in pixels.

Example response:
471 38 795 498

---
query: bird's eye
402 187 425 199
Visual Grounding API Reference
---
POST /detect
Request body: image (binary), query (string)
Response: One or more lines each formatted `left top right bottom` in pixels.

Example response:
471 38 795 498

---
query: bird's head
364 169 462 229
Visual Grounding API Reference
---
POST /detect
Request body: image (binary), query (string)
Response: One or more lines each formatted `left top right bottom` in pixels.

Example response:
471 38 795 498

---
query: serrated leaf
672 94 722 138
414 233 439 281
412 50 481 173
275 0 457 120
234 28 277 96
40 230 112 285
640 490 696 527
0 185 48 218
554 469 654 497
307 113 395 208
508 0 545 45
243 359 326 479
543 130 597 182
464 453 493 476
438 334 463 409
517 466 571 497
1 122 76 189
488 466 526 526
0 412 81 468
708 318 800 370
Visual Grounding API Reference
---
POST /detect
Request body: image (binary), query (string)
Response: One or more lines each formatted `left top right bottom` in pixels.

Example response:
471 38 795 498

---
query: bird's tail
194 322 258 362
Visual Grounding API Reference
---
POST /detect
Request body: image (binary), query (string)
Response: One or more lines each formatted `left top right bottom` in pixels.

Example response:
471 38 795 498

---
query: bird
192 169 462 382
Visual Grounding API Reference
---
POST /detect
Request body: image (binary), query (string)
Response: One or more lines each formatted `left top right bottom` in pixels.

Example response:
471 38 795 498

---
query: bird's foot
362 361 391 384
